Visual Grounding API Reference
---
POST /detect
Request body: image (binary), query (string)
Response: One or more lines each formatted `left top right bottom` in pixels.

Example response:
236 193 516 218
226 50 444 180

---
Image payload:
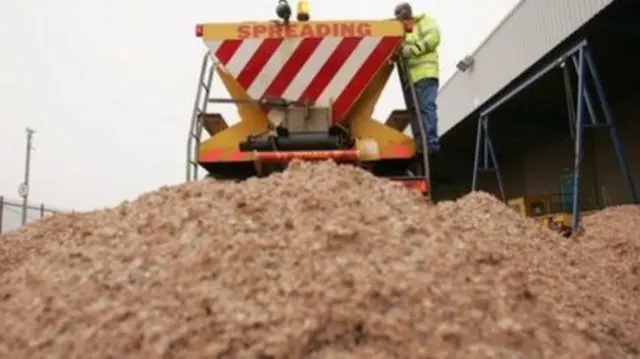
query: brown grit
0 160 638 358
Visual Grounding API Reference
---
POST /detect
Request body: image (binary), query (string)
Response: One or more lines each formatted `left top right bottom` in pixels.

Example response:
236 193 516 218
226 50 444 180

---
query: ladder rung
201 82 209 91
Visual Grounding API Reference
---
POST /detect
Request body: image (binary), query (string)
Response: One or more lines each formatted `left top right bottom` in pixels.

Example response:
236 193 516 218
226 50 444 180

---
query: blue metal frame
479 40 588 118
472 39 638 233
471 115 506 201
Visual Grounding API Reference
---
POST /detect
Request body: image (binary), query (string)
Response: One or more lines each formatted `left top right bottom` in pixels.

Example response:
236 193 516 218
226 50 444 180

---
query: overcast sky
0 0 520 214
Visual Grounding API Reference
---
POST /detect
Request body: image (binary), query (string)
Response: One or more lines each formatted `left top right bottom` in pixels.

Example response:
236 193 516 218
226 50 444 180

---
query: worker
395 2 441 154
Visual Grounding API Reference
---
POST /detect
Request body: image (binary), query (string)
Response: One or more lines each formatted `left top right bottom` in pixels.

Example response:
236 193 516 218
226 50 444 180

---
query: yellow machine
186 0 431 196
507 195 553 217
508 195 573 237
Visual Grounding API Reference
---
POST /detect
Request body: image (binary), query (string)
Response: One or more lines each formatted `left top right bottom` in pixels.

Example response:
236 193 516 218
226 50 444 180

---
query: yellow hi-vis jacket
402 13 440 83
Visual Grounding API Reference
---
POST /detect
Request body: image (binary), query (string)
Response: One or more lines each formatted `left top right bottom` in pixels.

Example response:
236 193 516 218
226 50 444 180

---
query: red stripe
297 37 363 104
332 37 401 123
235 38 283 90
214 40 242 65
258 37 323 114
262 37 323 99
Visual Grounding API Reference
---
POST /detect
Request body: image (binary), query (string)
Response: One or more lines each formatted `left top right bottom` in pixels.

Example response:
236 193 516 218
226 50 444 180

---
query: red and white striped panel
205 35 402 124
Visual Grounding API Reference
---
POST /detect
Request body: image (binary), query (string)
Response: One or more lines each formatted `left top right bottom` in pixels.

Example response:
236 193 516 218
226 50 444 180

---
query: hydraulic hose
400 59 431 193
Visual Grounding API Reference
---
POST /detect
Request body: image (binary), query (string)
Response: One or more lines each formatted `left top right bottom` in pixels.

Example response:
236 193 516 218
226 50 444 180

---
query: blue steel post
476 38 637 234
561 61 577 139
482 118 506 201
483 122 489 171
584 47 639 204
571 48 587 233
571 56 600 125
471 116 483 190
471 115 505 201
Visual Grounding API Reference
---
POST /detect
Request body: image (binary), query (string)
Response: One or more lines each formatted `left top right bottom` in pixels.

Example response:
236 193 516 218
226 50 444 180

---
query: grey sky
0 0 519 213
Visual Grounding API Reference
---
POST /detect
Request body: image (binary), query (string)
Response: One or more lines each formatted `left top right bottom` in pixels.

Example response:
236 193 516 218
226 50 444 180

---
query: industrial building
431 0 639 230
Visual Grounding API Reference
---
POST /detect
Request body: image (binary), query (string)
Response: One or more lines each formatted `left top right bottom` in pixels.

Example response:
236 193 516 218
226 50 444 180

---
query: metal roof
437 0 615 135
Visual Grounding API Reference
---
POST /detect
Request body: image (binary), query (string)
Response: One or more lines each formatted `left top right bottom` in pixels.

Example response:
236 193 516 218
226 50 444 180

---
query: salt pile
0 161 638 358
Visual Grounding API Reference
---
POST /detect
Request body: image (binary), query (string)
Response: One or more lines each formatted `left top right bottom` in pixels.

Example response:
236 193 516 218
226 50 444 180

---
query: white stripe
265 37 341 121
204 40 222 56
224 39 262 77
246 38 302 99
315 37 381 107
266 37 341 110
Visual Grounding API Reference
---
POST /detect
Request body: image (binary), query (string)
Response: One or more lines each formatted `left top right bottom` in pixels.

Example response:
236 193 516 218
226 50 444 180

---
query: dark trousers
404 77 440 153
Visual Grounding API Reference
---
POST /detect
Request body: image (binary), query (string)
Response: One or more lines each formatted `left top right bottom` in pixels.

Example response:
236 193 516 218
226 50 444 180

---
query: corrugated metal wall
437 0 614 135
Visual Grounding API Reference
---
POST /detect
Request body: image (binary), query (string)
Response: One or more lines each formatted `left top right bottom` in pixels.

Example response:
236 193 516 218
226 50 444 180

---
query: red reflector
195 24 204 37
393 179 429 194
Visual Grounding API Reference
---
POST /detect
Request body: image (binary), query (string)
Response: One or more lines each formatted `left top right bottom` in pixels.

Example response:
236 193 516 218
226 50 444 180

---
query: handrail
186 51 216 181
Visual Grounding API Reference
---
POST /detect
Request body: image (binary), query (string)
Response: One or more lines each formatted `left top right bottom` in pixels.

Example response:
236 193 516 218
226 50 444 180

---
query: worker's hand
401 44 413 58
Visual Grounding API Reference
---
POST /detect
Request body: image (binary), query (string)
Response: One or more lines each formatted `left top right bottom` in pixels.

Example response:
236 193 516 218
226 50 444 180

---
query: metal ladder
186 52 217 182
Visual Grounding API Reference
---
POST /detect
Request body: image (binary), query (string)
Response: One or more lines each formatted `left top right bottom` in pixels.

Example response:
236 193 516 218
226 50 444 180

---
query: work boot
428 140 440 153
414 138 440 154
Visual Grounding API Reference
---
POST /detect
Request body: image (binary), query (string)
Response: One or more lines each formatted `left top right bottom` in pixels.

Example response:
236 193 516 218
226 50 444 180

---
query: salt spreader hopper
187 2 431 195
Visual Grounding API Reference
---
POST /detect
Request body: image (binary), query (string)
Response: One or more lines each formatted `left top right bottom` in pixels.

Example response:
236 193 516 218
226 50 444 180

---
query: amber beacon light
297 0 310 21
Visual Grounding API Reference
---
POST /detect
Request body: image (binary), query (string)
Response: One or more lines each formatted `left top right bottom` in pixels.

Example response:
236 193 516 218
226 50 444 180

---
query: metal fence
0 196 62 235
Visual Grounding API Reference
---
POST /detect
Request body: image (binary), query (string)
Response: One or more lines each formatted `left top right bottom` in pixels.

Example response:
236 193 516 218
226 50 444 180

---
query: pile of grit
1 161 639 358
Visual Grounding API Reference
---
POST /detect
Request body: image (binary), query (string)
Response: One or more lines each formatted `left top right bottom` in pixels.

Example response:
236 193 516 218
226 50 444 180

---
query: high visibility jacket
403 13 440 83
